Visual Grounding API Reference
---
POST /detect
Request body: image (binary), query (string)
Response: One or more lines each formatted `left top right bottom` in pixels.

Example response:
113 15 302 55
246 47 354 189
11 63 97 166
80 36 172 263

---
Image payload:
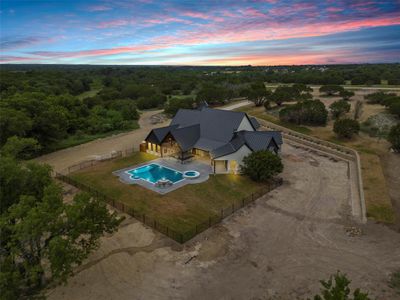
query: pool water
126 163 184 184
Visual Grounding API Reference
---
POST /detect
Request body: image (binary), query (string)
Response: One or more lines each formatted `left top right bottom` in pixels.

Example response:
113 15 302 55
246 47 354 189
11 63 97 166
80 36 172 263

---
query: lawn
237 104 395 223
68 152 267 234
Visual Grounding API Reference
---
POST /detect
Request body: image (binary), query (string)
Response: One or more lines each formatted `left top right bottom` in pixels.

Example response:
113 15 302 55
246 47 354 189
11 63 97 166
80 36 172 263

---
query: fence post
221 209 223 219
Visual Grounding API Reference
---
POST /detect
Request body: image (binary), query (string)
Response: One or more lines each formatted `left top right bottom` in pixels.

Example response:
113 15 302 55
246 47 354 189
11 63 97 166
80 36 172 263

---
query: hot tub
183 170 200 179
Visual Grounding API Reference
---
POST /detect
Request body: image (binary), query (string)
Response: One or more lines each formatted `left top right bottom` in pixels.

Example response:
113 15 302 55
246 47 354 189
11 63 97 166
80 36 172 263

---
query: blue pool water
126 164 183 184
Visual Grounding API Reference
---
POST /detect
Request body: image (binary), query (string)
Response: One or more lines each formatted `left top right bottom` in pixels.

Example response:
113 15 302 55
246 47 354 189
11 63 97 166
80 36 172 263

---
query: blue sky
1 0 400 65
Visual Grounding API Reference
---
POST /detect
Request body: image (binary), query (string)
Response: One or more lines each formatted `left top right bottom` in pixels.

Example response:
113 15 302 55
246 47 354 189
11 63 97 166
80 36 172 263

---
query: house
142 105 282 174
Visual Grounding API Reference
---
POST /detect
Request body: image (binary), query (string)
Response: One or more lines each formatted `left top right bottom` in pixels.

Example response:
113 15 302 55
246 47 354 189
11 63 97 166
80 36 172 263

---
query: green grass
69 152 266 234
49 121 139 152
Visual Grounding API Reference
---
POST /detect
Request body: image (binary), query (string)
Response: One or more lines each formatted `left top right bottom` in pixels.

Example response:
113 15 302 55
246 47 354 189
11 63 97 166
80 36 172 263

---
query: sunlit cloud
1 0 399 65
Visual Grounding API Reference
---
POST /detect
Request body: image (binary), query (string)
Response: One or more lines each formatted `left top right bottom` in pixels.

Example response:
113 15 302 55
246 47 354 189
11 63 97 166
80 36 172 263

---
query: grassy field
69 152 266 233
238 105 395 223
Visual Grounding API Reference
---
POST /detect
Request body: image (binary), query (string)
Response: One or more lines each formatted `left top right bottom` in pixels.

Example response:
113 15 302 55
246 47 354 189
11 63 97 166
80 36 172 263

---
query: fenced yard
56 152 282 243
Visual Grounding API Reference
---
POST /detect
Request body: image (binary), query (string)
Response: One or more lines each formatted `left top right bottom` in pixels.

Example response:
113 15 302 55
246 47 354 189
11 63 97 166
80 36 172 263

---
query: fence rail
56 166 282 244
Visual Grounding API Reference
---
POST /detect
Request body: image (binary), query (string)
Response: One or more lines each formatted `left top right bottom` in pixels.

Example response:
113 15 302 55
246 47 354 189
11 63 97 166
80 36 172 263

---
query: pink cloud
326 7 344 13
96 19 129 28
86 5 112 12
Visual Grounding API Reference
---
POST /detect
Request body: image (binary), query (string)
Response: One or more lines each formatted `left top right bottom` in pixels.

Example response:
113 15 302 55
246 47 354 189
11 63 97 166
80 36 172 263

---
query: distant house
142 105 282 174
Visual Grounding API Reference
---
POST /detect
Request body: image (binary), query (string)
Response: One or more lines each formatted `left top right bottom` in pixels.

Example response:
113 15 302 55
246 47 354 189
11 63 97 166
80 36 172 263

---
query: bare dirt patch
48 144 400 300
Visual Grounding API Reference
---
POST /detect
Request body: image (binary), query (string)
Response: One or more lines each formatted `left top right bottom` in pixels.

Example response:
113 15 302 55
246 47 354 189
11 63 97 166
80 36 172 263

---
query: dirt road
48 144 400 300
35 110 170 172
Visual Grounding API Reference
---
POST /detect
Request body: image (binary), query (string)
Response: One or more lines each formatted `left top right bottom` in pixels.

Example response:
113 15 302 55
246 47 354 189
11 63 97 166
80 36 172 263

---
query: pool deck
113 157 213 194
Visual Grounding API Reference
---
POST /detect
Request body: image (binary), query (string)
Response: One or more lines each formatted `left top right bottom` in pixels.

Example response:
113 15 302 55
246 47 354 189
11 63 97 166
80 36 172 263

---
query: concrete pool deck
113 158 213 194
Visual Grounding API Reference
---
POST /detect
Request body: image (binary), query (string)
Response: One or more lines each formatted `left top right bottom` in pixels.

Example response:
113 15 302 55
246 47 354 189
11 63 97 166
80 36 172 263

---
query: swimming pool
126 163 184 184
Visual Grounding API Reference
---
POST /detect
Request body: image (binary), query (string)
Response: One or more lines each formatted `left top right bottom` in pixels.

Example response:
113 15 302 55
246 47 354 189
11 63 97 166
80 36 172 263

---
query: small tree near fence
241 150 283 182
310 271 371 300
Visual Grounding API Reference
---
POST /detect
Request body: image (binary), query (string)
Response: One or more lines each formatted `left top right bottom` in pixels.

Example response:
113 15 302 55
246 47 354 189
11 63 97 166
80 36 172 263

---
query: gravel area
48 143 400 300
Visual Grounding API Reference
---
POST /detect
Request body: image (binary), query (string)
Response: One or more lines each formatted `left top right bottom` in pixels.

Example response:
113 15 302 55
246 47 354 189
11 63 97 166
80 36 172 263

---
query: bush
334 118 360 138
319 85 344 96
330 100 351 119
388 124 400 152
279 100 328 125
241 150 283 182
311 271 371 300
364 92 397 104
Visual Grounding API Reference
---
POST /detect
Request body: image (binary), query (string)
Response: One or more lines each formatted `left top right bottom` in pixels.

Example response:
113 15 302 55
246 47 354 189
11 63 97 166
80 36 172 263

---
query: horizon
1 0 400 65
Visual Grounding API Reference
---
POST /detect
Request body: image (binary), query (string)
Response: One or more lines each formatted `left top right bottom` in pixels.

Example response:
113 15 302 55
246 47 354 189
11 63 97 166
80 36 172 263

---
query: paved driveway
48 143 400 300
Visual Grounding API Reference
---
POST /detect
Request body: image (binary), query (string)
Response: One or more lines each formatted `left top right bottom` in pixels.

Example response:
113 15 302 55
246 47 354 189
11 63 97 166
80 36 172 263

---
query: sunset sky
1 0 400 65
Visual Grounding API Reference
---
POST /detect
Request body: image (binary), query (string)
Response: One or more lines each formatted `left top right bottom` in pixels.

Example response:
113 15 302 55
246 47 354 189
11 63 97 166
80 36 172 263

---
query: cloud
86 5 112 12
0 36 55 50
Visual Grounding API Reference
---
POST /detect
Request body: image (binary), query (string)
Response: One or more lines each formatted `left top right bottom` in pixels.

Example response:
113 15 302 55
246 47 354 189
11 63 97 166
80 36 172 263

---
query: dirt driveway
35 110 170 172
48 143 400 300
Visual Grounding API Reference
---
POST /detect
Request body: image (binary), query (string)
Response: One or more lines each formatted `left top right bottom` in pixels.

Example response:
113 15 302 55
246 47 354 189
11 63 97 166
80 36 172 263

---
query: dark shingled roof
210 130 281 158
250 117 260 129
171 108 252 144
145 124 178 144
145 107 282 157
170 124 200 152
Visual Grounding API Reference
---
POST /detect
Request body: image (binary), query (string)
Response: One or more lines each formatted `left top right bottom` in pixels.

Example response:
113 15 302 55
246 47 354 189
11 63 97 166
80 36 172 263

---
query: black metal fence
56 171 282 244
59 147 135 175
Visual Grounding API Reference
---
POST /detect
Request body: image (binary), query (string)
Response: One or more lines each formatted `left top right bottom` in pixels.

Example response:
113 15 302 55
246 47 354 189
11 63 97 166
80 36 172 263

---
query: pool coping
113 157 213 194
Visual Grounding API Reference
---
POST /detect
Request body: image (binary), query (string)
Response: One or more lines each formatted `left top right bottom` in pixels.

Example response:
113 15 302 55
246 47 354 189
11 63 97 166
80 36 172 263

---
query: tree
388 124 400 152
340 90 355 101
1 136 41 159
243 82 271 106
164 96 194 116
271 86 300 106
311 271 371 300
241 150 283 182
319 85 344 96
0 108 33 145
334 118 360 139
329 100 351 119
0 160 122 298
279 100 328 125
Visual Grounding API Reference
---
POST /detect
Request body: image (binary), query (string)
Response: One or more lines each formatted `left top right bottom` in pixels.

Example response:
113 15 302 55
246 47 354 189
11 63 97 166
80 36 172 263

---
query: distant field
69 152 266 235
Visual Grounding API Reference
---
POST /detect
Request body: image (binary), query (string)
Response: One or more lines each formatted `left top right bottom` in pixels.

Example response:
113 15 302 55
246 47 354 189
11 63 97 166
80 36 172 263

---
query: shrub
334 118 360 138
310 271 371 300
319 85 344 96
330 100 351 119
364 92 397 104
279 100 328 125
388 124 400 152
340 90 355 101
241 150 283 182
